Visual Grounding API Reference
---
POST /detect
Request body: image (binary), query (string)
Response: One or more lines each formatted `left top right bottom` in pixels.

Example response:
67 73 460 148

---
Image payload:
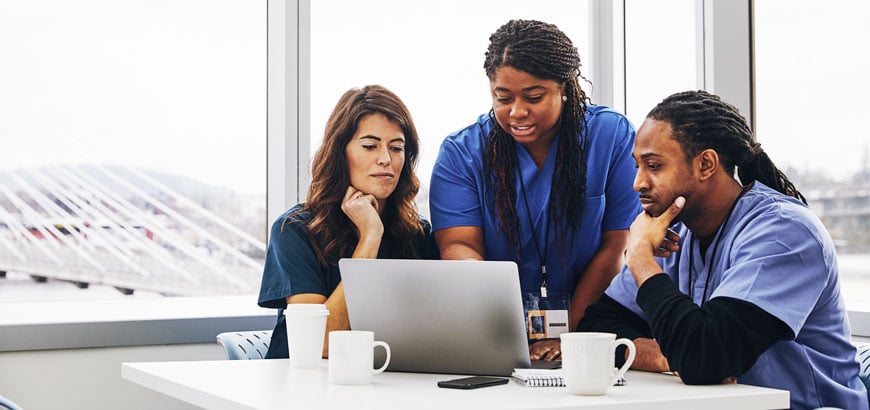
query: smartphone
437 376 509 389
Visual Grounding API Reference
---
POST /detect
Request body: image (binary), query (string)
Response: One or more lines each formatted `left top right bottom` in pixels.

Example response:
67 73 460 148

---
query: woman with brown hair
258 85 438 359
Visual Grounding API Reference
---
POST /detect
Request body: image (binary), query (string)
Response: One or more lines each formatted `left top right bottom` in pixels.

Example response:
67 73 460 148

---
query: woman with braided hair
429 19 640 361
578 90 867 409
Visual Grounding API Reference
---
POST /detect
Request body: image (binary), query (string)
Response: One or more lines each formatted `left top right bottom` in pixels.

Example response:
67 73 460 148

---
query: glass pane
755 1 870 305
310 0 590 218
624 0 697 127
0 0 267 301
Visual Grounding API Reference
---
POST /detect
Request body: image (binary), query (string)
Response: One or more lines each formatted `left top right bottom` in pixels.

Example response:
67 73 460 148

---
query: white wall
0 295 276 409
0 343 225 409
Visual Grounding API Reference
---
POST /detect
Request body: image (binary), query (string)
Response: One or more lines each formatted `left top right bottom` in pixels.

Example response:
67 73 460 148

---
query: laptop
339 258 535 376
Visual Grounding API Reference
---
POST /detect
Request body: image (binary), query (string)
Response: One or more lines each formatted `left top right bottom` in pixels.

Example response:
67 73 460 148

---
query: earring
562 95 567 102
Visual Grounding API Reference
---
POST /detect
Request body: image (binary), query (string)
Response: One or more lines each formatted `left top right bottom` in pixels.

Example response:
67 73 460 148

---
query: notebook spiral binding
512 369 626 387
511 369 565 387
523 375 564 387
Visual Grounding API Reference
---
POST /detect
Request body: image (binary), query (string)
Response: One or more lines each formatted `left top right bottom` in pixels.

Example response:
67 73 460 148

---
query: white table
122 359 789 410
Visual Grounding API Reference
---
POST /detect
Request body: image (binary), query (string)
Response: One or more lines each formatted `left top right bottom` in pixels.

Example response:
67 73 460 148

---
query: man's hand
630 337 670 373
626 196 685 286
654 228 681 258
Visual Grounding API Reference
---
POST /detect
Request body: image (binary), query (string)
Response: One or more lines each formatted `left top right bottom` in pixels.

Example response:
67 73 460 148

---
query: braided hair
483 19 590 250
647 90 806 204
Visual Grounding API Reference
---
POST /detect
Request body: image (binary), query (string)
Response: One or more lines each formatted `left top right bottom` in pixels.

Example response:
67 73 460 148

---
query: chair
858 343 870 397
216 330 273 360
0 394 23 410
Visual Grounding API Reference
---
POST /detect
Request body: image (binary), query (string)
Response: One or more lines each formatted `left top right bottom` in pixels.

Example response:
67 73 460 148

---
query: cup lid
284 303 328 316
285 303 327 310
284 311 329 316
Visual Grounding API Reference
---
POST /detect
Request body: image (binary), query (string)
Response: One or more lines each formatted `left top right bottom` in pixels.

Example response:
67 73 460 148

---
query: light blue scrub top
605 182 868 410
430 106 640 296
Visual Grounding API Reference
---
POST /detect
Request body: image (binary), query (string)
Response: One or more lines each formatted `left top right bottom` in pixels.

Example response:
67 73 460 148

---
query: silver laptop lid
339 258 531 376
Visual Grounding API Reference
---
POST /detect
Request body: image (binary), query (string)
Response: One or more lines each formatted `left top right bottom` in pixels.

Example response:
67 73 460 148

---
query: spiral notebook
511 368 565 387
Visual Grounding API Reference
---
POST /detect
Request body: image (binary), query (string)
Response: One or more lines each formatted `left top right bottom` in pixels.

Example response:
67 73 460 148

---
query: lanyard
518 174 551 297
687 232 720 303
687 185 748 303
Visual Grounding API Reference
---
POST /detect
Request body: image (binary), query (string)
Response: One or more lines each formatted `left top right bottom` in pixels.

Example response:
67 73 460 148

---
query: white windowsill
0 295 277 352
848 301 870 340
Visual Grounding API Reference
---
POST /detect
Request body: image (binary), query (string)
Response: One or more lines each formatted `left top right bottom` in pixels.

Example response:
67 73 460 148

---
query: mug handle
611 338 636 384
372 341 391 374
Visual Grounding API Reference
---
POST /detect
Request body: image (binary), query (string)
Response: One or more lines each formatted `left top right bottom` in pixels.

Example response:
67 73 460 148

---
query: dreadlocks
482 19 590 250
648 90 806 204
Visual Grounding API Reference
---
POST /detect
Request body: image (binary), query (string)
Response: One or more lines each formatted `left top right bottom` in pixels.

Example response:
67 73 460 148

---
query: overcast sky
0 0 266 195
2 0 867 199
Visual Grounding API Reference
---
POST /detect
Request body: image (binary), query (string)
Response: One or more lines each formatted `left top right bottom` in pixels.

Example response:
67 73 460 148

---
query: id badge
523 292 570 341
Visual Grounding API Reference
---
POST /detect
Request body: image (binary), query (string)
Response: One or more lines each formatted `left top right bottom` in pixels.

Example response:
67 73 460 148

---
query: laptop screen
339 258 532 376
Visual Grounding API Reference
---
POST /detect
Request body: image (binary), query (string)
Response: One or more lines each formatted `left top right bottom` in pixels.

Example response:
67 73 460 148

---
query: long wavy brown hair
288 85 426 265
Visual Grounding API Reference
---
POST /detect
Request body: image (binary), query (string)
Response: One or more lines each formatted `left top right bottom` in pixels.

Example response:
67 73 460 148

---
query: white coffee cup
284 304 330 368
560 332 636 395
328 330 391 385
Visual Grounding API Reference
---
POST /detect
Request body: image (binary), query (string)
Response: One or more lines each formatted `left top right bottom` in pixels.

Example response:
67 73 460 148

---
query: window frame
267 0 309 224
1 0 866 353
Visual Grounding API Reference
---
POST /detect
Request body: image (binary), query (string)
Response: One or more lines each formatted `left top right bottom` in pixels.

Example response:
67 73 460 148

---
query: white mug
284 304 329 368
560 332 636 395
328 330 391 385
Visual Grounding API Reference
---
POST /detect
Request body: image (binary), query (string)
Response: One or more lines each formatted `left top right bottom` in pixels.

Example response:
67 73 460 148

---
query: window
754 0 870 306
4 0 867 339
309 0 591 218
0 0 267 301
624 0 697 127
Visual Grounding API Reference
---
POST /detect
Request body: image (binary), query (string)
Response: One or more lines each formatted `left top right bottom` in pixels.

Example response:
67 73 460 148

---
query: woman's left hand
529 339 562 361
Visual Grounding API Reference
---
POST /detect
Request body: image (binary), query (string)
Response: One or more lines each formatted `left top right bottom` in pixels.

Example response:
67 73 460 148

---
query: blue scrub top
429 106 640 296
605 182 868 410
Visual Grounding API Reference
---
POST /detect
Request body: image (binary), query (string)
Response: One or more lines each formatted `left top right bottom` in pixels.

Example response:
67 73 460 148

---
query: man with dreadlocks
430 19 640 361
577 90 867 409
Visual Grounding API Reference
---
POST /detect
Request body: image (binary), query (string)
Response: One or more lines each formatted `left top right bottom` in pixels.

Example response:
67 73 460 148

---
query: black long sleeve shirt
577 274 790 385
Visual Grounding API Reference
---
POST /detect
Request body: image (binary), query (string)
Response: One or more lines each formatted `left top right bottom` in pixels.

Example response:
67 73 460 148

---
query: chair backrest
858 343 870 398
0 394 23 410
216 330 273 360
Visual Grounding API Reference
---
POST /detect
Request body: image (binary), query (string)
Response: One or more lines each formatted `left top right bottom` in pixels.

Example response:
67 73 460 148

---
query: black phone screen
437 376 509 389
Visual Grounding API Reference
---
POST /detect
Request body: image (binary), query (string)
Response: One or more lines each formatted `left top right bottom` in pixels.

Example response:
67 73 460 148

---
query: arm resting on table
578 293 669 372
636 274 789 385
